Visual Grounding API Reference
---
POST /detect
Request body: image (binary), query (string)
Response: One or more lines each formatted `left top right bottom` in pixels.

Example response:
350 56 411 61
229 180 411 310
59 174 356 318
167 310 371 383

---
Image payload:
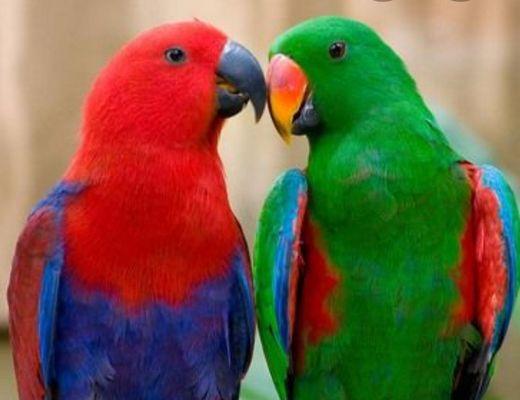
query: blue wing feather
254 168 308 400
8 181 82 399
227 245 255 378
273 170 308 351
36 182 83 391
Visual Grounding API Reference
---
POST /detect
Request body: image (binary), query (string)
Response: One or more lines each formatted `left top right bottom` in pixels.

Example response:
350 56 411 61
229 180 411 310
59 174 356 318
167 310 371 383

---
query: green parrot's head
267 16 422 143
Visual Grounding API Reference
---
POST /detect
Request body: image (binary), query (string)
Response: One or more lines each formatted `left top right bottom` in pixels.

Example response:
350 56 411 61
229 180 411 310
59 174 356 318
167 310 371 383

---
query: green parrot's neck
309 95 444 148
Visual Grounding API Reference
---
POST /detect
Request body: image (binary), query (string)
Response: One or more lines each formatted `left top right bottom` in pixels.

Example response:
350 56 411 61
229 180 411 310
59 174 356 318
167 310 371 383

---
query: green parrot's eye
165 47 187 64
329 41 347 60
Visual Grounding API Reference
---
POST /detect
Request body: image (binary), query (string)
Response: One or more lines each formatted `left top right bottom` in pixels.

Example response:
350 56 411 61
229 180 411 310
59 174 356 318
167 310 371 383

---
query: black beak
292 93 320 135
216 40 266 122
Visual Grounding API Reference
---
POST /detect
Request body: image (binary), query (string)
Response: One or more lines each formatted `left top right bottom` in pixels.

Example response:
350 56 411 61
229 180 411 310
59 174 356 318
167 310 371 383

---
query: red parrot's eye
329 41 347 60
165 47 187 64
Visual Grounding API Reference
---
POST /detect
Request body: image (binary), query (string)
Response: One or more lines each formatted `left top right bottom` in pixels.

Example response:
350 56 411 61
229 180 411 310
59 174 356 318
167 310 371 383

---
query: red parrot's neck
63 137 240 308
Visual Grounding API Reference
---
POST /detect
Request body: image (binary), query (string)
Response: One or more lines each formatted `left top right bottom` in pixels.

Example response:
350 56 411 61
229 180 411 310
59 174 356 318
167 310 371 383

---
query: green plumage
255 16 520 400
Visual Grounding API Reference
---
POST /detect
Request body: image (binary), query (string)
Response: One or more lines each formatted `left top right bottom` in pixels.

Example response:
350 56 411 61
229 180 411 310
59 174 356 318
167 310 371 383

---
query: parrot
254 16 519 400
8 21 266 400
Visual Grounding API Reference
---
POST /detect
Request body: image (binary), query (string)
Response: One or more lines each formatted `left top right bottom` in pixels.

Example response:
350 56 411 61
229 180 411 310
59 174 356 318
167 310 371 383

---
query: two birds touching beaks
7 16 519 400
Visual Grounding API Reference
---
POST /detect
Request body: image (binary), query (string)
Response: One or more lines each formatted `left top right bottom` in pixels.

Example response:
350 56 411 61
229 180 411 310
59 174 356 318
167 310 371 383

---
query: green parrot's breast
292 131 471 399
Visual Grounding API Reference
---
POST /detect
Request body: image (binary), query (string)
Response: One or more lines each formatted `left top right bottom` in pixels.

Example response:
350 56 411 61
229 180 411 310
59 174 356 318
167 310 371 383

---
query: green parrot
254 16 520 400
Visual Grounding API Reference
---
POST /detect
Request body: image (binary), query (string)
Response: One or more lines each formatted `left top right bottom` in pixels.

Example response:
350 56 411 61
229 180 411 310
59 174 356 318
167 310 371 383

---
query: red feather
455 163 508 342
294 218 340 372
452 192 477 328
8 208 57 399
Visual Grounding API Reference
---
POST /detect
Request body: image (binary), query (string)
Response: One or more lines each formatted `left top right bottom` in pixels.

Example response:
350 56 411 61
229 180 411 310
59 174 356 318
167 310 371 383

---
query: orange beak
267 54 309 144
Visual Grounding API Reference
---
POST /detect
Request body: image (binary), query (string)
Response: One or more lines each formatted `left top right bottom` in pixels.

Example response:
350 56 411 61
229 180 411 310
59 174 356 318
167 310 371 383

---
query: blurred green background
1 0 519 399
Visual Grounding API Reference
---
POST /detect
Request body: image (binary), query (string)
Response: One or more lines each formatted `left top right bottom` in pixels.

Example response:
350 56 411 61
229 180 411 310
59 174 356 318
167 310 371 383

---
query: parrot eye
165 47 187 64
329 41 347 60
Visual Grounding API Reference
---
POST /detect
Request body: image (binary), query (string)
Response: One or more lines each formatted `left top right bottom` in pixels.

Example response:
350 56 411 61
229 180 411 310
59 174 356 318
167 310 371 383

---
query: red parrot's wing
8 207 59 400
8 182 82 400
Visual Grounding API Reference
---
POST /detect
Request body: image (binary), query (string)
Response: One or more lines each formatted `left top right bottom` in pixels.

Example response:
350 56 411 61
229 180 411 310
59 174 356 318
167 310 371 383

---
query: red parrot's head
82 21 266 149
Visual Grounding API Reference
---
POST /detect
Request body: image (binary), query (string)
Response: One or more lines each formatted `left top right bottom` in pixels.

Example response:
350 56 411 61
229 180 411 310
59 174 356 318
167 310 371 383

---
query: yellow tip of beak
281 132 292 145
273 120 293 145
267 54 308 144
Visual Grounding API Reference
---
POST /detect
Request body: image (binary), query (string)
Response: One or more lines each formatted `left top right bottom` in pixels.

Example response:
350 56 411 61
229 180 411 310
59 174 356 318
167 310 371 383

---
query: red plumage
294 218 340 372
8 208 56 399
62 21 241 308
455 163 508 342
452 192 477 328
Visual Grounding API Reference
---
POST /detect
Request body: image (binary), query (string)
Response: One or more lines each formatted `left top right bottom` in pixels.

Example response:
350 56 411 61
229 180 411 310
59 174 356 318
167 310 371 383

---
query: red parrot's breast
63 146 240 308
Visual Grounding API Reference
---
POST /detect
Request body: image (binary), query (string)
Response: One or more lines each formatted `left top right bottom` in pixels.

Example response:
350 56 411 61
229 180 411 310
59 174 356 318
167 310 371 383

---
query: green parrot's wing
453 164 520 400
254 169 308 400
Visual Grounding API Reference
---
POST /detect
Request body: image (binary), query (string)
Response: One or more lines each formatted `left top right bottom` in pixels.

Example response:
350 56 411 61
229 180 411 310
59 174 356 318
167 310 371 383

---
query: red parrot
8 21 265 400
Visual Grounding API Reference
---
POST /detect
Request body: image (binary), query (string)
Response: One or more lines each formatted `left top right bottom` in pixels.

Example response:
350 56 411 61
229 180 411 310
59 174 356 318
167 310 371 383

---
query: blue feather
54 247 253 399
272 169 307 352
34 181 83 394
